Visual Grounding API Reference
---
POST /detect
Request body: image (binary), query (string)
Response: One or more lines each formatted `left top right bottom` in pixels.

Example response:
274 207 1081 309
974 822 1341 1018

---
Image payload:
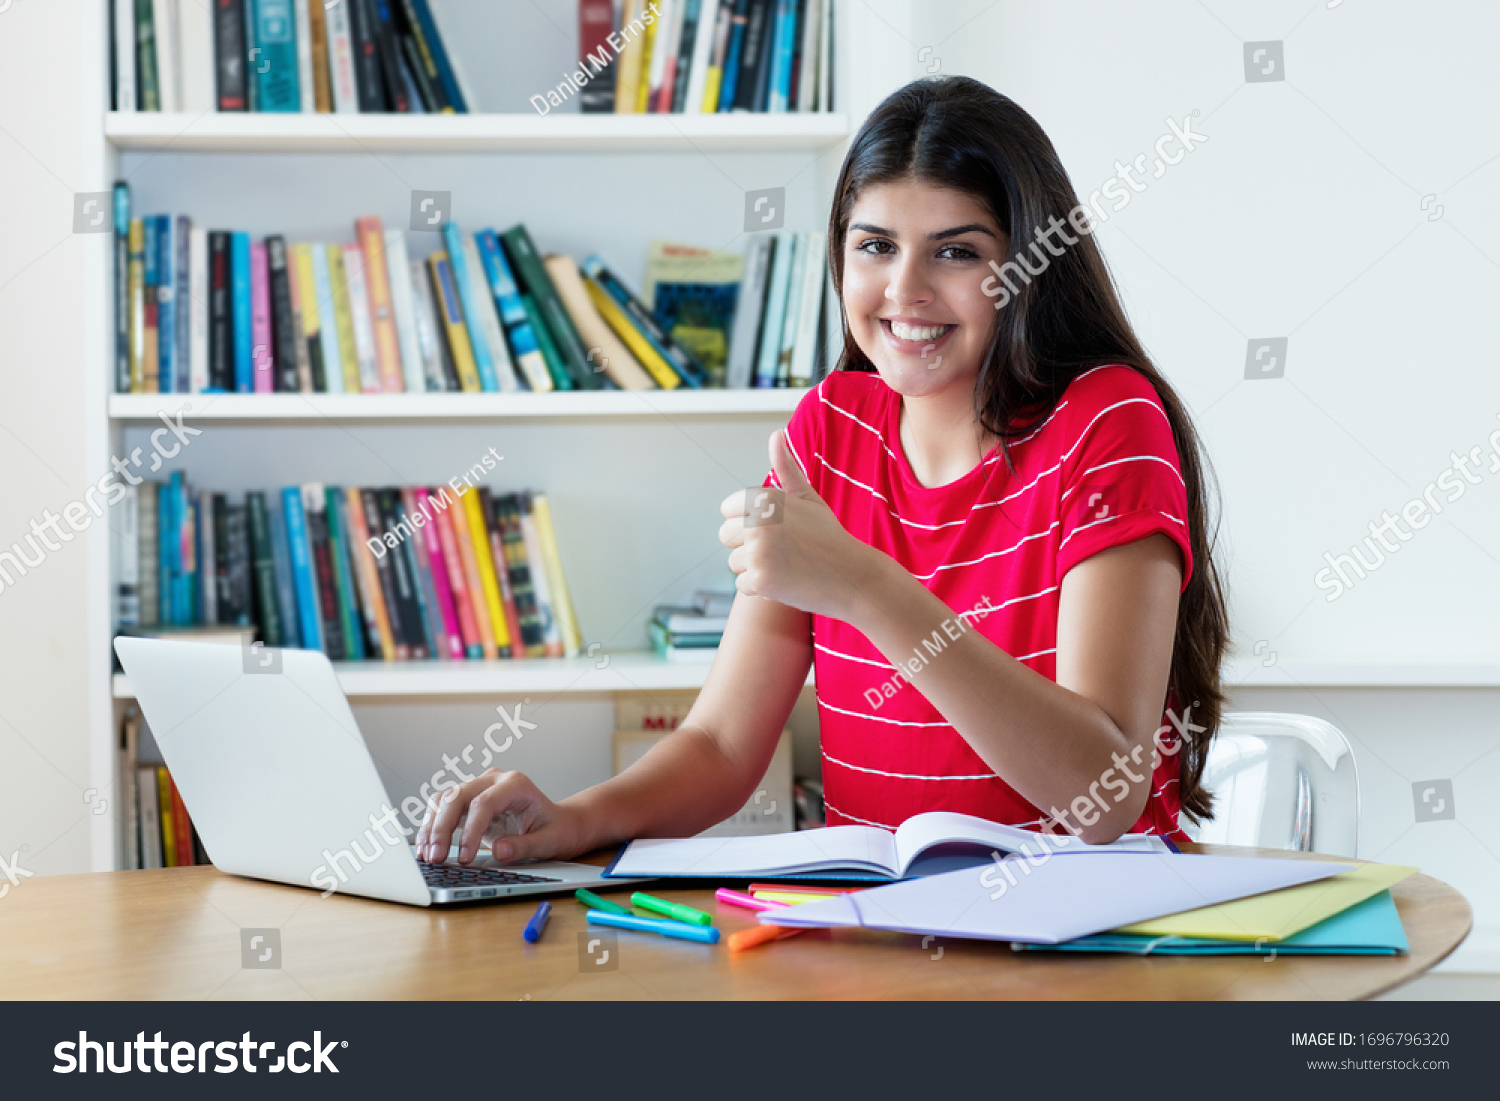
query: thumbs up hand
719 430 884 619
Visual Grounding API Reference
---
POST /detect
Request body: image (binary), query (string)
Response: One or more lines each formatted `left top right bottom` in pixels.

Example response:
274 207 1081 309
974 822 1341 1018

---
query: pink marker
715 888 788 913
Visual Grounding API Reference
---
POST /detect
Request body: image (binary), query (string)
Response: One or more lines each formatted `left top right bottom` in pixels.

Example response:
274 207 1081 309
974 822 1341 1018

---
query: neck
898 381 997 488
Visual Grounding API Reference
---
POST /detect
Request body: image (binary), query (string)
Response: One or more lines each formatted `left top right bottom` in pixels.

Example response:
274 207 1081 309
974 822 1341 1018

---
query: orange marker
727 924 803 952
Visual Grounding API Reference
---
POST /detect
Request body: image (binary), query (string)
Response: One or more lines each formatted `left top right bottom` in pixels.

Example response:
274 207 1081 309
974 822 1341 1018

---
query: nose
885 254 934 310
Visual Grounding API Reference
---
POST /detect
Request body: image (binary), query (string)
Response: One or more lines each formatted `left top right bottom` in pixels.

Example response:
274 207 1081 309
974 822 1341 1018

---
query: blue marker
586 910 721 945
522 900 552 943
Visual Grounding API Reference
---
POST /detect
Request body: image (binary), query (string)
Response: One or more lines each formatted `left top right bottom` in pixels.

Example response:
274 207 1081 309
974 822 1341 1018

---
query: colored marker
574 888 632 916
728 923 803 952
522 900 551 943
752 890 844 906
750 888 870 900
631 891 713 927
586 910 721 945
715 887 789 913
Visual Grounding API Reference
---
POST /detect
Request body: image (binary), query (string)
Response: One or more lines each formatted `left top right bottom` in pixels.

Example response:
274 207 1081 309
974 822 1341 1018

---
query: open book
605 811 1175 881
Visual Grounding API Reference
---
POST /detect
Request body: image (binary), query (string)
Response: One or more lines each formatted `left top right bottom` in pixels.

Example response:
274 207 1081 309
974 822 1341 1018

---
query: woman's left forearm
840 551 1146 838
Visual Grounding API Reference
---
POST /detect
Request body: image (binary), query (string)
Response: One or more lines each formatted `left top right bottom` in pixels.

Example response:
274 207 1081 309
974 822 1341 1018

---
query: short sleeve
762 380 824 492
1055 373 1193 591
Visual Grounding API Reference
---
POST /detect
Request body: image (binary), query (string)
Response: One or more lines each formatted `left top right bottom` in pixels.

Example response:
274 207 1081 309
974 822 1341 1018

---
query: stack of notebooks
116 477 582 663
648 590 734 662
578 0 835 116
111 187 834 395
112 0 471 114
606 812 1416 956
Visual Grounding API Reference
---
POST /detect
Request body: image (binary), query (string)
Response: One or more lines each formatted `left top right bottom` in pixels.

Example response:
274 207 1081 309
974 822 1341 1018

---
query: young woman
417 76 1228 866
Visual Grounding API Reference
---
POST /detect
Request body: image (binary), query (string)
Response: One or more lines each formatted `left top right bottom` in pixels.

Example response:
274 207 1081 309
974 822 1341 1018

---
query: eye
938 243 979 261
855 237 896 255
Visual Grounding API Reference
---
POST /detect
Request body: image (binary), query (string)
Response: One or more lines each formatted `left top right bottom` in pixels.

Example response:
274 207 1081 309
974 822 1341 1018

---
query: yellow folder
1113 860 1418 941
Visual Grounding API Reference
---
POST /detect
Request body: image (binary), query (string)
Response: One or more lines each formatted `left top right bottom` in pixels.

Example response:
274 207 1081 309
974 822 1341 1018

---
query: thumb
769 429 815 497
490 821 563 865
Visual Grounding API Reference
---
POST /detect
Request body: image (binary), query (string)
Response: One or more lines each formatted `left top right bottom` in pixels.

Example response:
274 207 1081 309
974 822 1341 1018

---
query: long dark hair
826 76 1227 822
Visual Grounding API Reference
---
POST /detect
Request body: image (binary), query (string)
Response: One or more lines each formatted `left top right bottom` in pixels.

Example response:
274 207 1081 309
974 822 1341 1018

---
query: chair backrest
1181 711 1359 857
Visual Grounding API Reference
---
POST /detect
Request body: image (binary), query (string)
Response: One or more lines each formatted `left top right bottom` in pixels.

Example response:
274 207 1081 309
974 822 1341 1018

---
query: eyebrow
849 222 999 241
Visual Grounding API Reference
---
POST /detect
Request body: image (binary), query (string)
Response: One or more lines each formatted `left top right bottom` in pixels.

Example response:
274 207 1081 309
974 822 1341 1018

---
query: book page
892 811 1169 876
609 825 898 878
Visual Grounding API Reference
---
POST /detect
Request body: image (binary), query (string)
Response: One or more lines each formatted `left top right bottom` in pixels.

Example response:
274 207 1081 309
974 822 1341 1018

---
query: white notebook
760 853 1353 944
606 811 1173 880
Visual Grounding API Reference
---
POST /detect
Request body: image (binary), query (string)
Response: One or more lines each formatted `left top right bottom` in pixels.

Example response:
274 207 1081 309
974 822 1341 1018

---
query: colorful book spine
383 230 425 393
188 225 210 393
432 496 483 658
142 215 160 392
408 258 446 391
445 486 497 658
405 0 466 111
250 240 273 393
156 765 177 867
206 230 230 391
278 235 313 392
281 486 324 652
251 0 302 110
246 491 284 647
324 487 367 659
495 493 545 657
583 254 706 387
395 489 440 656
460 231 519 391
293 242 327 392
428 253 482 392
341 243 383 393
168 772 195 867
231 231 253 392
476 229 553 392
325 245 362 392
127 218 146 393
501 226 604 390
378 489 428 659
342 487 395 659
518 492 564 657
520 293 573 392
174 215 192 392
582 276 681 389
155 215 175 393
479 488 525 660
303 484 346 659
441 223 500 392
363 489 410 659
355 217 407 392
461 486 514 657
265 492 301 647
414 490 465 659
530 492 584 657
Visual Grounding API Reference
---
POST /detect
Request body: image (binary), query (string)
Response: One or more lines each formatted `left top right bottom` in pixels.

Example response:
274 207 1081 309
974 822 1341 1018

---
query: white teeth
888 321 953 342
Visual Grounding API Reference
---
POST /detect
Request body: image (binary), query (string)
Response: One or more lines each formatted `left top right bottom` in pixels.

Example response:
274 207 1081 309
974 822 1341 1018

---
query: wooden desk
0 845 1469 1000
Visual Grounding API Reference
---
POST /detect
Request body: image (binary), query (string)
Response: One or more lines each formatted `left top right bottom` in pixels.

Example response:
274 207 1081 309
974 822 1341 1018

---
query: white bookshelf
104 110 853 154
81 0 918 874
109 388 808 424
114 651 818 700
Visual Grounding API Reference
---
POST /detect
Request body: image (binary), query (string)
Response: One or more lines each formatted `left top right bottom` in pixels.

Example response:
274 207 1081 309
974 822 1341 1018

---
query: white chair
1181 712 1360 858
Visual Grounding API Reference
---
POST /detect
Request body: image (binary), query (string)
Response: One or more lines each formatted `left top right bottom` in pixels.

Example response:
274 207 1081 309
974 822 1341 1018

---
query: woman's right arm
415 589 812 865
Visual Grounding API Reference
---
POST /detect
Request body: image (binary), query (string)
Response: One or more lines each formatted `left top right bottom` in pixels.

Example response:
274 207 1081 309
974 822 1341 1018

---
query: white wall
0 1 112 877
899 0 1500 970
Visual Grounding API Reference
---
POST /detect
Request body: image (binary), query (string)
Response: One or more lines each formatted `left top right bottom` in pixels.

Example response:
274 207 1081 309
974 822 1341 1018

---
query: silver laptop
115 636 642 906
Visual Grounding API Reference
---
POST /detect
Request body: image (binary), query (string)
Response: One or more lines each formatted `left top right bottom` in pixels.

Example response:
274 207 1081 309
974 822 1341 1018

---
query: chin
867 357 969 399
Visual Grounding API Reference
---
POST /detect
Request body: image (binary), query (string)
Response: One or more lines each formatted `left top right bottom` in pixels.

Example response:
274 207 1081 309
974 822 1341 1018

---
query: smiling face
841 177 1006 399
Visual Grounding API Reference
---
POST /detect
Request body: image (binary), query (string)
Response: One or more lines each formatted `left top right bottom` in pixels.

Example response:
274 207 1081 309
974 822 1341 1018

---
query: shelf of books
114 650 817 700
103 111 853 154
109 387 808 424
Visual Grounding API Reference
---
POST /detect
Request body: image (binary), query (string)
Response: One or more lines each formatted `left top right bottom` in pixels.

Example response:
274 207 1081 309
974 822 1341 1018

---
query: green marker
631 891 713 927
574 888 632 916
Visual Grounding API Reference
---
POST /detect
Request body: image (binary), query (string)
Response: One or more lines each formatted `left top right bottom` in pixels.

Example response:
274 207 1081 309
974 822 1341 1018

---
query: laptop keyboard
418 860 560 887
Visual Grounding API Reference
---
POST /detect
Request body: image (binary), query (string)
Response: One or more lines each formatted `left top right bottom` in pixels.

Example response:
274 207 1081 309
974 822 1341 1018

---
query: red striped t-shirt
765 364 1194 843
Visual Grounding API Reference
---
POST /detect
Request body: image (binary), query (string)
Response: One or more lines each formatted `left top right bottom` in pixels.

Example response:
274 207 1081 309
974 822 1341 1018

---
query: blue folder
1014 890 1409 956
